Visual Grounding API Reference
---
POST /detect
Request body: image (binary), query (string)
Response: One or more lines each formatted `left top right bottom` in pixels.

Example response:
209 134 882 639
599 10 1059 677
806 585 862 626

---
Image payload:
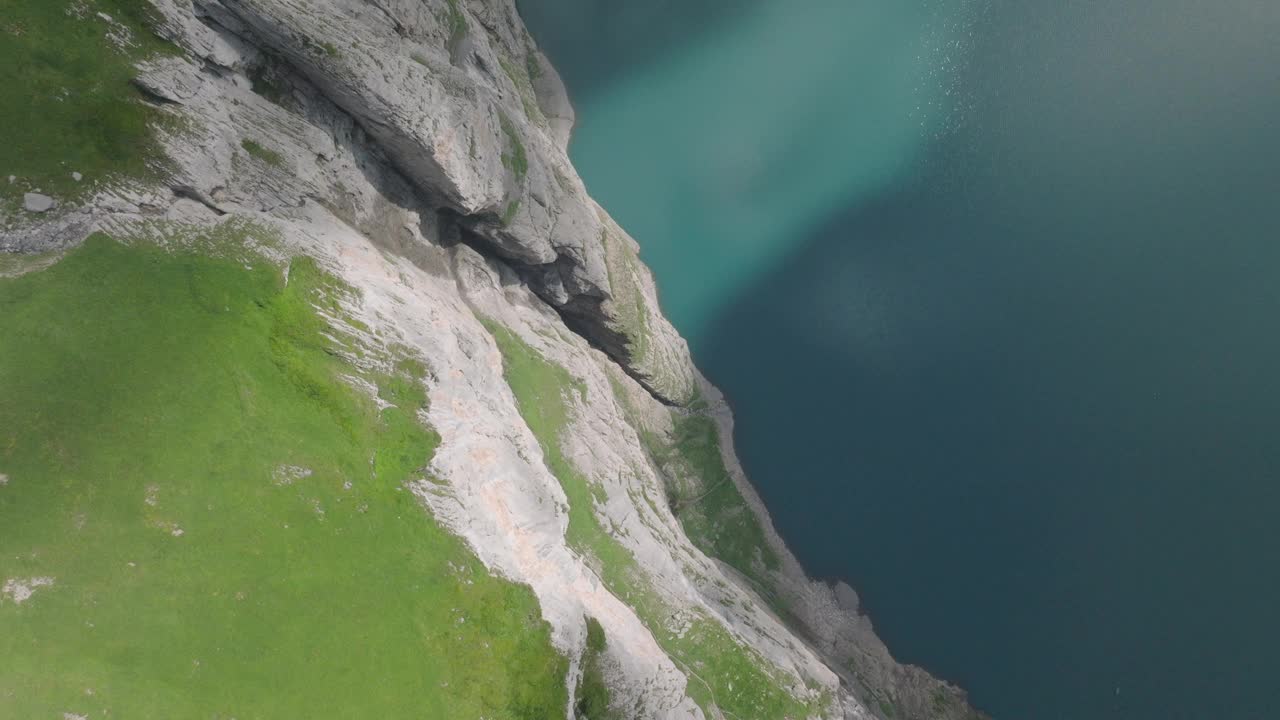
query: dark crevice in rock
365 0 409 38
434 208 469 250
171 185 227 216
450 217 650 379
523 256 680 405
470 258 635 386
556 294 678 407
462 234 654 403
187 1 675 406
446 217 674 403
130 79 183 105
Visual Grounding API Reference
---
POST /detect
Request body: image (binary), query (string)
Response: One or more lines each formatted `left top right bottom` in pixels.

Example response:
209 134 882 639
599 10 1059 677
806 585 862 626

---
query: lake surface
521 1 1280 718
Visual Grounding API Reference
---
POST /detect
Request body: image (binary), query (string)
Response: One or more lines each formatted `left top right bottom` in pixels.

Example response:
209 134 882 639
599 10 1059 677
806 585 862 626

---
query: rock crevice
181 0 697 404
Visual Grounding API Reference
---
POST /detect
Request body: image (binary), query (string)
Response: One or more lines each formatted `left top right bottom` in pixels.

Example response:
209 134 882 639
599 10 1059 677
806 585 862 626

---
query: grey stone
72 172 83 182
23 193 56 213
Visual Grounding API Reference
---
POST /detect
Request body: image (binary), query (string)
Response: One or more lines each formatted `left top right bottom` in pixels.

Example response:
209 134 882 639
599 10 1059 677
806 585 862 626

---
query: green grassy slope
0 0 175 210
613 380 784 610
575 617 617 720
663 414 780 588
0 233 568 719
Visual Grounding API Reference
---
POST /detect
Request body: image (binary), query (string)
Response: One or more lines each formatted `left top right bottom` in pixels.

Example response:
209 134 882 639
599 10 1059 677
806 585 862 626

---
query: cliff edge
0 2 985 718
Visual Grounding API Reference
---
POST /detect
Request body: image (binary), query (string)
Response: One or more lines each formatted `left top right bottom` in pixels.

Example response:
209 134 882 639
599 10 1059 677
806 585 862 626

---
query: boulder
23 193 56 213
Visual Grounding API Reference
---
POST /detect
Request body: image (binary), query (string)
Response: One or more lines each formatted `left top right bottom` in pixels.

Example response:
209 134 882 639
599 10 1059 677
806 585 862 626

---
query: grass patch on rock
600 229 652 364
0 0 176 210
0 232 568 718
661 414 781 589
442 0 468 60
247 59 289 105
499 111 529 182
499 55 546 125
575 617 617 720
620 366 782 597
482 319 817 720
241 138 285 168
501 198 522 227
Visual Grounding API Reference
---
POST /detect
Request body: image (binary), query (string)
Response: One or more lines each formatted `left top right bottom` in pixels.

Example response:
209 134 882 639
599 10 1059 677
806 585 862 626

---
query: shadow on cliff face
694 1 1280 716
516 0 763 102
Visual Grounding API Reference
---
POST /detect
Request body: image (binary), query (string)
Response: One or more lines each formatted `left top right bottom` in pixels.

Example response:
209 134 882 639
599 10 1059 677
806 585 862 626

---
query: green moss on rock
501 198 521 226
482 318 815 720
499 111 529 182
240 138 286 168
443 0 468 60
600 229 652 364
663 415 780 584
576 617 617 719
499 55 547 126
599 228 698 406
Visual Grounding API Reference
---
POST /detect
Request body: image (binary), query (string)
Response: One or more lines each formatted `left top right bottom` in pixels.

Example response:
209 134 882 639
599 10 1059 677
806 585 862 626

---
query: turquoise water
523 1 1280 718
526 0 979 338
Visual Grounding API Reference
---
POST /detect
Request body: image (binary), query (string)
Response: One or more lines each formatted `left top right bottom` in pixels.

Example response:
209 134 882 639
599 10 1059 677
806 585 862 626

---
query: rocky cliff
0 2 984 718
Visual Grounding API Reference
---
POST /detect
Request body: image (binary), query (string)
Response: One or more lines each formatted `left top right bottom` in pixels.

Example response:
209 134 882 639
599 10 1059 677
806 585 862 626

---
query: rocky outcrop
173 0 697 404
0 2 984 719
23 193 57 213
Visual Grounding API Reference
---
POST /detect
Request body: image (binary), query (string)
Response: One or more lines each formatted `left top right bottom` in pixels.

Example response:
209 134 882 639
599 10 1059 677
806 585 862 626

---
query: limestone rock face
188 0 695 403
0 2 984 719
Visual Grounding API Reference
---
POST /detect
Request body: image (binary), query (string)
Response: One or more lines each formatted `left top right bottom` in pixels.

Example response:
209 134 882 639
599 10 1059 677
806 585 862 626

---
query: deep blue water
522 1 1280 718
